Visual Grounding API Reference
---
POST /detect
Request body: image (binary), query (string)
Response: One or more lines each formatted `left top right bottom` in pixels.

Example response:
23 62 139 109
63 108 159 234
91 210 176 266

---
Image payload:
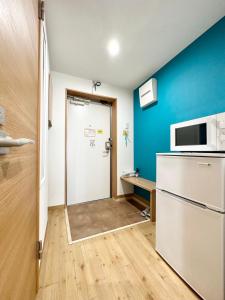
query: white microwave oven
170 112 225 152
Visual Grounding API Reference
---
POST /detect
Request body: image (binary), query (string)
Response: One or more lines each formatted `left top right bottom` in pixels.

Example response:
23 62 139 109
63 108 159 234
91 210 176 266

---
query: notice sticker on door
97 129 104 134
84 128 96 137
89 139 95 147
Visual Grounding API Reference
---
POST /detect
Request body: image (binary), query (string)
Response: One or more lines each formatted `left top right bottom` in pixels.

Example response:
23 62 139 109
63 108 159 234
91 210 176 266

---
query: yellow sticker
97 129 104 134
123 129 128 137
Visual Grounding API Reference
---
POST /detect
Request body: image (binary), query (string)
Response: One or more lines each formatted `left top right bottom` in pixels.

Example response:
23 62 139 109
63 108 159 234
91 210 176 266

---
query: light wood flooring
37 207 200 300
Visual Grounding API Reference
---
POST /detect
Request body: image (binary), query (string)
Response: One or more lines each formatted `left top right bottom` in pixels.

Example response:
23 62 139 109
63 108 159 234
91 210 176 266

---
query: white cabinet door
157 155 225 211
67 102 111 205
156 190 225 300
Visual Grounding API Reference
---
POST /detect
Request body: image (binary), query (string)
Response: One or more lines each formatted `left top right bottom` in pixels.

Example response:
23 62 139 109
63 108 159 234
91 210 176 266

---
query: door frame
36 15 41 290
64 89 117 206
38 13 49 275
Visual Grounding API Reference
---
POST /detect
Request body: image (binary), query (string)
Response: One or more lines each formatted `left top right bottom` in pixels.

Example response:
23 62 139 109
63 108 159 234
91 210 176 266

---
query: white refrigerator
156 153 225 300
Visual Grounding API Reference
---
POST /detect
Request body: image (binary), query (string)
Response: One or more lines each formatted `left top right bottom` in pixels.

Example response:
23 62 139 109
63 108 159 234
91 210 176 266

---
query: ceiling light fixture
107 38 120 57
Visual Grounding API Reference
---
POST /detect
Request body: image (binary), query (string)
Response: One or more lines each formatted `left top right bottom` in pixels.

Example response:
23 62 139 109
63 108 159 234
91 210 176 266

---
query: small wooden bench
120 176 156 222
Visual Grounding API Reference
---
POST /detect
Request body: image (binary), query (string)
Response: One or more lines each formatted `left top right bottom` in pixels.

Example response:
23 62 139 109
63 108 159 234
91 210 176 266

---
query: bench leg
150 190 156 222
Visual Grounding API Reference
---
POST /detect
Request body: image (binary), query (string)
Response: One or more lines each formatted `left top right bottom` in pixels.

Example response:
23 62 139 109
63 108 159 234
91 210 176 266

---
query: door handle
0 131 34 155
197 162 211 166
105 138 112 153
0 137 34 147
105 141 111 151
102 150 109 157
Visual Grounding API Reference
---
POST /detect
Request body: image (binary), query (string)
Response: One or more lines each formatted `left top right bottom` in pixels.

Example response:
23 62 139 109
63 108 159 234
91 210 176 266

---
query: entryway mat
65 198 148 243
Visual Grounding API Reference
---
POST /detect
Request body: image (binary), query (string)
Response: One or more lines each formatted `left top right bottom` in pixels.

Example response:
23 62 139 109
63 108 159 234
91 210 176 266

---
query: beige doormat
65 198 148 244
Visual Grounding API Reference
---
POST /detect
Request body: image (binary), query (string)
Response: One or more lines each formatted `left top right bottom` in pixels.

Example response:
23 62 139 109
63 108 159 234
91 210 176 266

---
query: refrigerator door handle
197 162 211 166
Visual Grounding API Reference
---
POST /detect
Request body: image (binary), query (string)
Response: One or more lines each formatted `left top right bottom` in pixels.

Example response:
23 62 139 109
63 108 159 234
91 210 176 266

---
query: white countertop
156 152 225 158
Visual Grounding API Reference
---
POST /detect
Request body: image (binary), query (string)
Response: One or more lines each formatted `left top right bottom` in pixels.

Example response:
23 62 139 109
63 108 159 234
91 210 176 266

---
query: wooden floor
37 207 200 300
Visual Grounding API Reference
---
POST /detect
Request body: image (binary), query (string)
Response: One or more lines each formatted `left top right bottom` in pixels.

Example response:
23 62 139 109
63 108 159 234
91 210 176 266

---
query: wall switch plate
0 106 5 125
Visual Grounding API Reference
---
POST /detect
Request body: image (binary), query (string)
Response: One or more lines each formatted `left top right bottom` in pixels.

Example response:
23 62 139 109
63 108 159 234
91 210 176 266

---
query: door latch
37 240 43 260
105 138 112 153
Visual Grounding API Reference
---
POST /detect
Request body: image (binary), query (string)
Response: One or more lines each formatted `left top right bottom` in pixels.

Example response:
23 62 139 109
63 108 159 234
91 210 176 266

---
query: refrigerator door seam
157 189 225 213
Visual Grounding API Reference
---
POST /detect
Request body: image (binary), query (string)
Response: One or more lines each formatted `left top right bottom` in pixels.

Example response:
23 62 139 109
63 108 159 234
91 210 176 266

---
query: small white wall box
139 78 157 108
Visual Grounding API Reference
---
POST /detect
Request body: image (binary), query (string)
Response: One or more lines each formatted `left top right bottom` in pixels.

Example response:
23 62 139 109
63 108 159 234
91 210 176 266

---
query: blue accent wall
134 17 225 200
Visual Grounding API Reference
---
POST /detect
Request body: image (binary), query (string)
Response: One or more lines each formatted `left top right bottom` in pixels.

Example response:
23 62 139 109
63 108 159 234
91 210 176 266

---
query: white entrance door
67 100 111 205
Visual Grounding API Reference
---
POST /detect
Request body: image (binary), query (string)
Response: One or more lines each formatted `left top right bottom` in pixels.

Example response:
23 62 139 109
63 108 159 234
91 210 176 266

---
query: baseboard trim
48 204 65 210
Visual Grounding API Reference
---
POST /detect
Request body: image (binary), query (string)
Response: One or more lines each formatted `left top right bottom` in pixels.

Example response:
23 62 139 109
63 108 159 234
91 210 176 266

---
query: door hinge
37 240 43 260
38 0 45 21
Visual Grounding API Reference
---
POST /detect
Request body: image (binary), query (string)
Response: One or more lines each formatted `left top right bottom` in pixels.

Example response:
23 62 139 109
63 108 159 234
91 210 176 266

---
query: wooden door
0 1 39 299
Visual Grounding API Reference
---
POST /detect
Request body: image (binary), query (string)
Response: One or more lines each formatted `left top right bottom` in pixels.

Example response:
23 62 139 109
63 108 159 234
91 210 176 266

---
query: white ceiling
45 0 225 89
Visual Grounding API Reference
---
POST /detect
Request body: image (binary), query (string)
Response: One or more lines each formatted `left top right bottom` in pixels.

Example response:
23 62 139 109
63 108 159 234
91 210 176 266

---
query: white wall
48 71 134 207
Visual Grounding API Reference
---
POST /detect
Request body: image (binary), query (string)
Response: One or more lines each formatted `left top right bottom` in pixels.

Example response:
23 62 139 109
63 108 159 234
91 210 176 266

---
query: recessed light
107 39 120 57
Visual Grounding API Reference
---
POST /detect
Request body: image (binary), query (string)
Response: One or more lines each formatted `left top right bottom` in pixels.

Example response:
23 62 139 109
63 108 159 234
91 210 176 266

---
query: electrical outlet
0 106 5 125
